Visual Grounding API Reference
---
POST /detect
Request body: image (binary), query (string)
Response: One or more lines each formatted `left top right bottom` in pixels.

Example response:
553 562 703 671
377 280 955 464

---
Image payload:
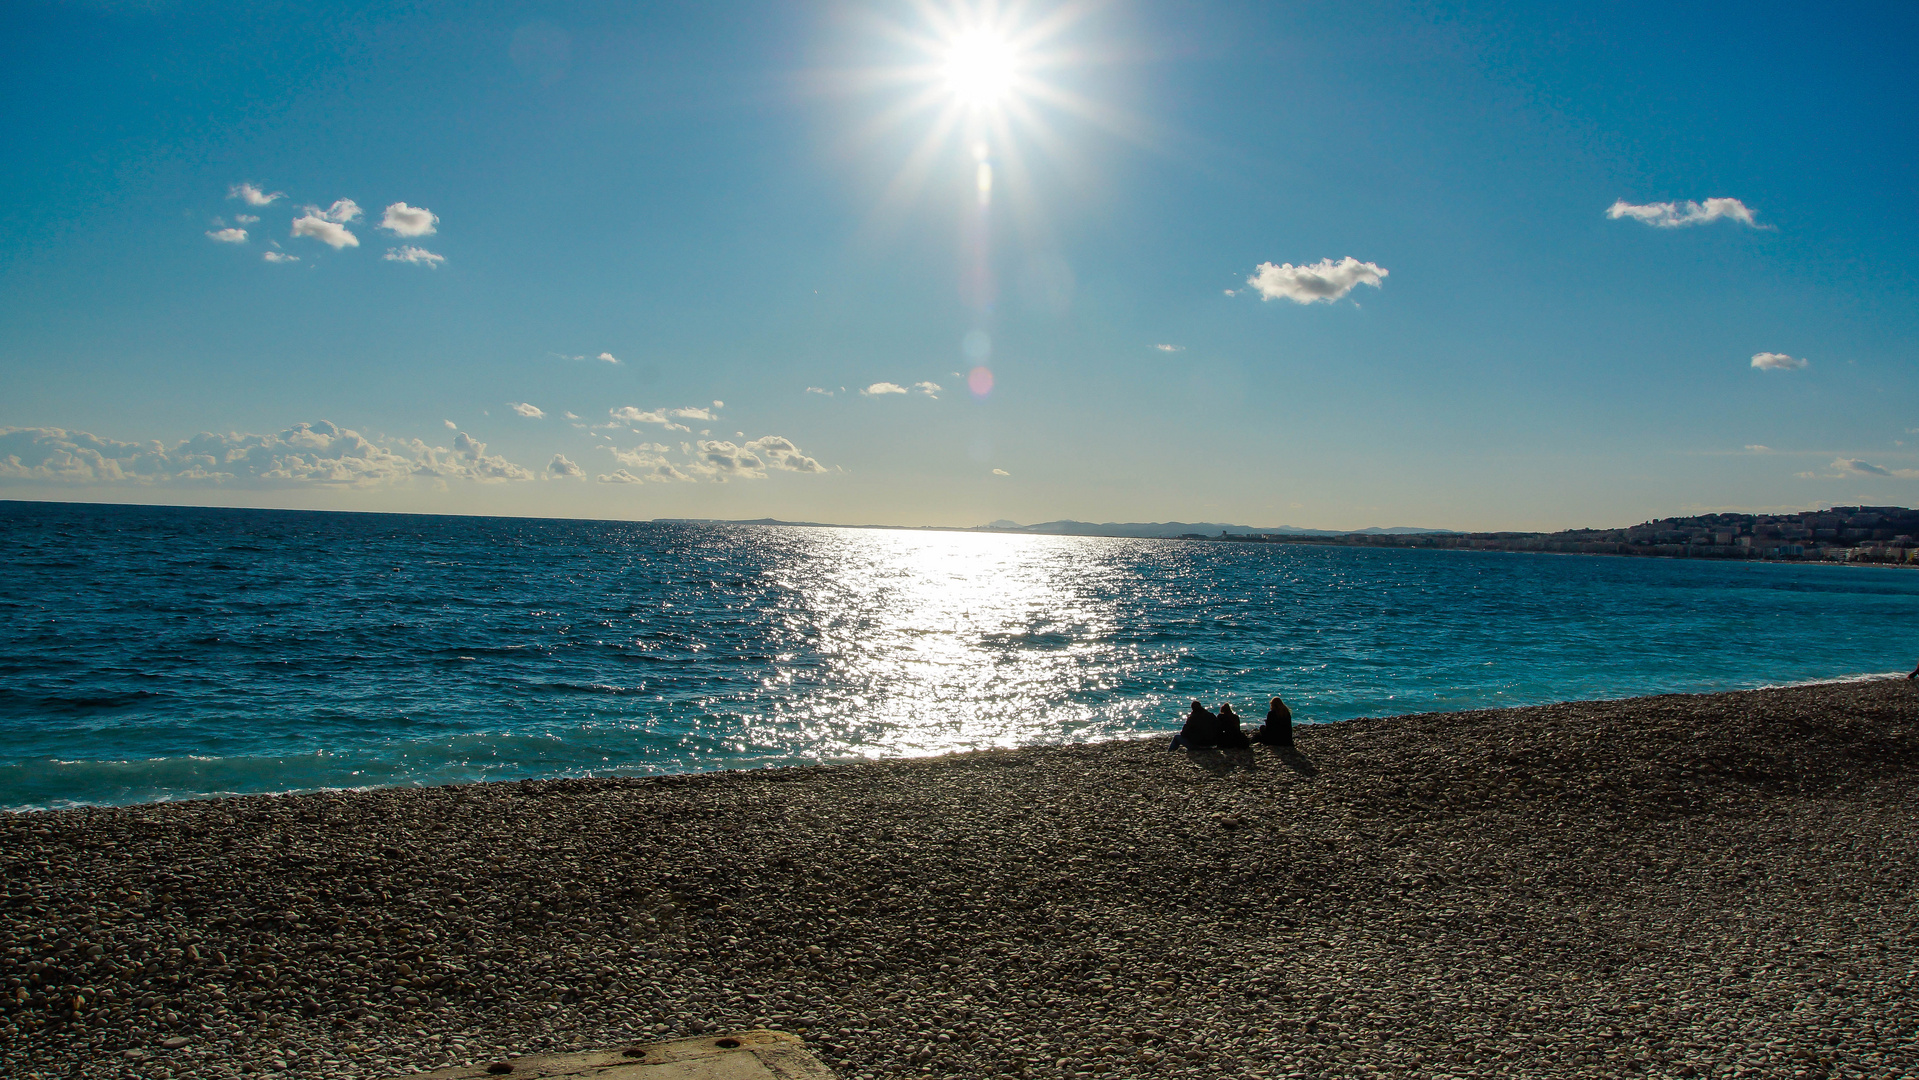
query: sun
943 30 1019 109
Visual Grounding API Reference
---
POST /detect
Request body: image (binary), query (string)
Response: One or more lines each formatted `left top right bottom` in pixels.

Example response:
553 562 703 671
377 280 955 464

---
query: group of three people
1171 695 1293 750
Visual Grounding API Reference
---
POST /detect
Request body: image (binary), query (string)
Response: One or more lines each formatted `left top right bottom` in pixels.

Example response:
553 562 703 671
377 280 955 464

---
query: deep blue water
3 500 1915 811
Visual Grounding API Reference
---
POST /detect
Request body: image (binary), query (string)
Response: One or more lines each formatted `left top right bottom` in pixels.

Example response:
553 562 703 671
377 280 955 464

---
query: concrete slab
387 1030 837 1080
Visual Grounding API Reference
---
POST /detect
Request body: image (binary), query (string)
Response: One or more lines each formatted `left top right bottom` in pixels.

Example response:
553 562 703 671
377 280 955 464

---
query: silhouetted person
1170 701 1218 750
1216 703 1252 749
1909 659 1919 681
1252 695 1294 749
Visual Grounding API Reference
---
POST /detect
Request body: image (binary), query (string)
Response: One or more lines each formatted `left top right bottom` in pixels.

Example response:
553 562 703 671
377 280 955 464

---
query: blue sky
1 0 1915 530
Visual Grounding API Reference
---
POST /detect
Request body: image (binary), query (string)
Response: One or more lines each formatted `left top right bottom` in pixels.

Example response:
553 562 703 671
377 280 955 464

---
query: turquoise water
3 500 1914 810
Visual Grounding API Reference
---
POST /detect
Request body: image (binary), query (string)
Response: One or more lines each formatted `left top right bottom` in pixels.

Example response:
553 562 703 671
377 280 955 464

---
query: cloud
291 214 358 249
564 412 580 420
229 183 283 206
547 454 583 478
912 381 942 398
511 402 545 419
443 420 457 429
805 386 833 396
384 246 444 267
1751 352 1808 371
992 468 1009 476
235 215 259 224
379 202 438 237
206 228 248 244
1154 344 1184 352
0 421 534 487
1246 257 1388 303
1828 457 1919 479
609 404 719 432
315 199 362 223
1607 198 1758 228
262 251 299 263
861 382 908 396
599 434 824 482
597 352 618 364
1745 445 1771 452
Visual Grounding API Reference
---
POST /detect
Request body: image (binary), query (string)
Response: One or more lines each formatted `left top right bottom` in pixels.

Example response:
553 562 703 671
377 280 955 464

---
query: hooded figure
1170 701 1219 750
1215 703 1252 749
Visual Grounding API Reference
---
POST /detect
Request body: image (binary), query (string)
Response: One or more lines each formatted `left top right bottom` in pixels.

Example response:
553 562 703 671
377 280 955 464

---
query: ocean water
3 500 1915 811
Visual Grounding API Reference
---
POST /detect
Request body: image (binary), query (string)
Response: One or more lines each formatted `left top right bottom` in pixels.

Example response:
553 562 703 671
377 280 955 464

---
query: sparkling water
3 500 1913 810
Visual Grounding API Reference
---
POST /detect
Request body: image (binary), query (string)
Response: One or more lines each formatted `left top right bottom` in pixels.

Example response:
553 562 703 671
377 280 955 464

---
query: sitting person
1251 695 1294 748
1215 703 1252 749
1170 701 1218 749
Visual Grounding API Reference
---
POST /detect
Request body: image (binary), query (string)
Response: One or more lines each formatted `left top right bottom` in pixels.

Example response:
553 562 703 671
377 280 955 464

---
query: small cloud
805 386 834 396
713 400 724 409
992 468 1009 476
510 402 545 419
235 214 259 224
1751 352 1807 371
1246 257 1387 304
596 352 618 364
291 214 358 249
597 469 648 484
313 198 362 223
912 381 942 398
1834 457 1892 477
228 182 283 206
1222 289 1237 297
1745 444 1771 452
862 382 908 396
1607 198 1758 229
443 419 458 429
379 202 438 237
384 246 445 267
206 228 248 244
563 412 580 420
262 251 299 263
610 404 717 432
1154 344 1184 352
547 454 583 478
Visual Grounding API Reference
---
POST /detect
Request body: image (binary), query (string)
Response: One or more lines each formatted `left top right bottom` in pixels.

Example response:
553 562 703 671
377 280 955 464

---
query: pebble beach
4 678 1916 1079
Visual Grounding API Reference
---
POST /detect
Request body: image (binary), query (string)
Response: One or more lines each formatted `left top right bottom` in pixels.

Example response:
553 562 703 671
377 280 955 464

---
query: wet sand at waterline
5 679 1916 1079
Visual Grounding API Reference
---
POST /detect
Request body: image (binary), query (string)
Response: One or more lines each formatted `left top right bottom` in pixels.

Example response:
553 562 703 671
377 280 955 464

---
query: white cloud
1154 344 1184 352
291 214 358 249
597 352 618 364
912 381 942 398
746 436 824 473
384 246 444 267
1751 352 1808 371
992 468 1009 476
0 421 534 487
315 198 362 223
1607 198 1758 229
547 454 583 478
443 419 458 429
206 228 248 244
1246 257 1388 304
229 182 283 206
511 402 545 419
1830 457 1919 479
599 433 824 482
262 252 299 263
379 202 438 237
805 386 833 396
235 214 259 224
862 382 908 396
597 469 648 484
609 404 718 432
1745 444 1771 452
564 412 580 420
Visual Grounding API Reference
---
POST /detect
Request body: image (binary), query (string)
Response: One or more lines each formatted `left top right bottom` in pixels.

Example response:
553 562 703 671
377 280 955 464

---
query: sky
1 0 1915 531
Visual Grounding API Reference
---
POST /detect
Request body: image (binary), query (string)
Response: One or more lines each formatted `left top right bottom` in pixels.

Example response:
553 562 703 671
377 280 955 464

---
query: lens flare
968 366 995 398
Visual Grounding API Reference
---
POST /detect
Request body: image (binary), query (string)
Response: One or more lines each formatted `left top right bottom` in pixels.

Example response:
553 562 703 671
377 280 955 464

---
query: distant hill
973 520 1452 539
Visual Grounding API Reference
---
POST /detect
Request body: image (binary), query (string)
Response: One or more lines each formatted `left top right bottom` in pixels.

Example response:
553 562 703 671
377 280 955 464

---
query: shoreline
4 680 1916 1079
9 671 1911 815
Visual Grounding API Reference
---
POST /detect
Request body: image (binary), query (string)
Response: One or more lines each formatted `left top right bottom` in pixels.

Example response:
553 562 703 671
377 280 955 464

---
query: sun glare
944 30 1018 108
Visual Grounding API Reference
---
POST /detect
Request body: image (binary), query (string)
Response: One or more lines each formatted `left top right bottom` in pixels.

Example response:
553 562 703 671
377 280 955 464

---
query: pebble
1 680 1915 1079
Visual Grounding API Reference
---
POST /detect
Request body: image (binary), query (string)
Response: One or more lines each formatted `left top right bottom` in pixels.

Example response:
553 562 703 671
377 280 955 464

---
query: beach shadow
1275 747 1317 777
1179 749 1263 777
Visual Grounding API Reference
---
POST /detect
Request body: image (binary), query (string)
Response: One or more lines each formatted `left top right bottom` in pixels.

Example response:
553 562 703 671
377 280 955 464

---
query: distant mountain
974 520 1452 539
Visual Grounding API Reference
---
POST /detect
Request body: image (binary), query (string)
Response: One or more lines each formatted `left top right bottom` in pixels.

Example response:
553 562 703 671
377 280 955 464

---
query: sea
3 500 1915 812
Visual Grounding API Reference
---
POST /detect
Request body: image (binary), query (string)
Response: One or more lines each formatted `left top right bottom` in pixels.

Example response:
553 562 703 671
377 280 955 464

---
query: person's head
1271 696 1286 709
1220 703 1237 716
1190 700 1205 713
